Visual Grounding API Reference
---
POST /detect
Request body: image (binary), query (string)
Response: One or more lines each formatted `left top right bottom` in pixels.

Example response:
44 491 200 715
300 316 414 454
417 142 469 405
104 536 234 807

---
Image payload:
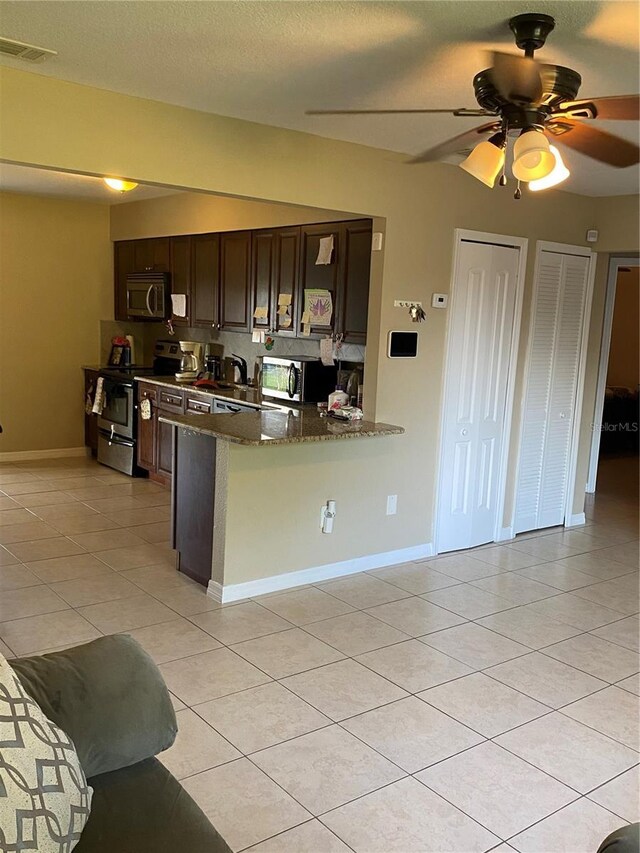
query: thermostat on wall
432 293 448 308
388 330 419 358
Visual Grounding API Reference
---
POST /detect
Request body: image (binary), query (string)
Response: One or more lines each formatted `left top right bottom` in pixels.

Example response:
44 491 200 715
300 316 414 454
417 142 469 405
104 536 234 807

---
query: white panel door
437 240 521 552
515 250 591 532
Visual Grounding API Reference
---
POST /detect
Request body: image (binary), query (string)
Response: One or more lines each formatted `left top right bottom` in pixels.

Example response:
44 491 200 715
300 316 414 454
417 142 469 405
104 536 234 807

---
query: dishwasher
212 399 255 414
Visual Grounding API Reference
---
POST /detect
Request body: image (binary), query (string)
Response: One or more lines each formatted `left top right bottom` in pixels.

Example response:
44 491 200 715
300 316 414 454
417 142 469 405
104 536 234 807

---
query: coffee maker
176 341 203 383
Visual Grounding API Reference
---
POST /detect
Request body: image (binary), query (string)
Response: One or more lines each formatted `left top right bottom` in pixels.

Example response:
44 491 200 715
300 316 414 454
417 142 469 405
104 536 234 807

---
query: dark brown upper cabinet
220 231 251 331
170 235 191 326
113 218 372 343
191 233 220 329
114 240 136 321
134 237 170 273
113 238 170 321
251 230 276 332
298 223 342 337
250 227 301 335
337 219 372 345
273 227 300 336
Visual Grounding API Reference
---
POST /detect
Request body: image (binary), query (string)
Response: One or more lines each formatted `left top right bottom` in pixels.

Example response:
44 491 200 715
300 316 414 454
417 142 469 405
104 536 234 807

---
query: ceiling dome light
103 178 138 193
512 129 556 182
460 133 506 188
528 145 570 191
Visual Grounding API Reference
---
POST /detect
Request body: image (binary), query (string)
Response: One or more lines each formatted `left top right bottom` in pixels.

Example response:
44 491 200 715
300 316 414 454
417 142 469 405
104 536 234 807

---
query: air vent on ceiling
0 37 57 62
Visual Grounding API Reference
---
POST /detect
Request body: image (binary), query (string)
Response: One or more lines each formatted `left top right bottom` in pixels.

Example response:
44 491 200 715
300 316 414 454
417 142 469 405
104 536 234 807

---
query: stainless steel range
96 341 182 476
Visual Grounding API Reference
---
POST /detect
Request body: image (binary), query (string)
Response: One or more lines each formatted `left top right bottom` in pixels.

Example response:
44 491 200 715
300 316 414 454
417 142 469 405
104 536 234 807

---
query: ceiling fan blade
305 108 492 116
408 121 503 164
553 95 640 121
546 118 640 167
489 51 543 105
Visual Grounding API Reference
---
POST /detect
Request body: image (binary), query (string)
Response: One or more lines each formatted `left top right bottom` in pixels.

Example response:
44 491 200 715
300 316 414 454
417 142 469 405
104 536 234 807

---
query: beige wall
110 190 356 240
607 266 639 388
0 192 112 453
593 195 640 252
572 197 639 511
1 66 637 582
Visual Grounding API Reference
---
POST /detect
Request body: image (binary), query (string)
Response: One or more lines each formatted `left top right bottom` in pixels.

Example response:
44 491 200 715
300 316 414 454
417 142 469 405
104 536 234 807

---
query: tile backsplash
101 321 365 382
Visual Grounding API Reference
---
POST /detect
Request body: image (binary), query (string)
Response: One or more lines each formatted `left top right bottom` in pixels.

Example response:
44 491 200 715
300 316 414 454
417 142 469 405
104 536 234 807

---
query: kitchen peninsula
157 406 404 602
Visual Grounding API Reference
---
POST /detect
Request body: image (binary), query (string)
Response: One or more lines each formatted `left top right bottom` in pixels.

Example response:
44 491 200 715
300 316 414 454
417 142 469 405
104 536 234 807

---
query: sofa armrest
11 634 177 778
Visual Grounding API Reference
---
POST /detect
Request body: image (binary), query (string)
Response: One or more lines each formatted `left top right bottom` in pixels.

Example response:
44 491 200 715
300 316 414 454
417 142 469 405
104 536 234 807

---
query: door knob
461 428 469 436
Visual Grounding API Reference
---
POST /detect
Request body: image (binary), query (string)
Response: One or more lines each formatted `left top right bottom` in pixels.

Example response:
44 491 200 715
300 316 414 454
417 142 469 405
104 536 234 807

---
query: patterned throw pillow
0 653 92 852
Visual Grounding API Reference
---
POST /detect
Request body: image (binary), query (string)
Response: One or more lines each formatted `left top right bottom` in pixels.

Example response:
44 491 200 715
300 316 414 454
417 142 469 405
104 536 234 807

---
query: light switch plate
372 232 383 251
432 293 448 308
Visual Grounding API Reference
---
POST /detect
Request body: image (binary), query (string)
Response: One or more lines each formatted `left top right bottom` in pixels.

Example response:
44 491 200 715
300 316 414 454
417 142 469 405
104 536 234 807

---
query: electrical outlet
320 500 336 533
386 494 398 515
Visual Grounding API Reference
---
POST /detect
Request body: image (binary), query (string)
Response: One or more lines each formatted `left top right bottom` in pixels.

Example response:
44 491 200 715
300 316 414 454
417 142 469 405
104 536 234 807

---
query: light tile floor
0 454 638 852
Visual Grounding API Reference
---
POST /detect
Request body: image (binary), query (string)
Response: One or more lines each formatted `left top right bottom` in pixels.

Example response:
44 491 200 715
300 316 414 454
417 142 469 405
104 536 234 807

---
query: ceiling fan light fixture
103 178 138 193
460 132 506 188
528 145 570 191
512 128 556 181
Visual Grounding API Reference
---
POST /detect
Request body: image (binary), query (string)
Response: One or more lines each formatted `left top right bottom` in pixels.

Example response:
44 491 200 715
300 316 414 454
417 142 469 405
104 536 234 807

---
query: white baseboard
0 447 87 462
565 512 586 528
495 526 515 542
211 542 435 603
207 580 223 603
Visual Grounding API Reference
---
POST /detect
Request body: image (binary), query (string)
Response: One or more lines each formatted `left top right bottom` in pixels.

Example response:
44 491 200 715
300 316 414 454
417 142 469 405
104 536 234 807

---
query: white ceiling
1 0 638 196
0 163 178 204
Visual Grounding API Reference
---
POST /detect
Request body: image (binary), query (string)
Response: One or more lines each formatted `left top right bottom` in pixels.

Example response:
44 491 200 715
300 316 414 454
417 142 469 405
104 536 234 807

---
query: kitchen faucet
231 354 248 385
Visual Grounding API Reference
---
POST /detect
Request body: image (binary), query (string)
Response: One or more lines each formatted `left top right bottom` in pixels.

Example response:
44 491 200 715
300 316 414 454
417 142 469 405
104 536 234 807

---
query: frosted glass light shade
460 136 506 188
512 129 556 181
529 145 570 191
103 178 138 192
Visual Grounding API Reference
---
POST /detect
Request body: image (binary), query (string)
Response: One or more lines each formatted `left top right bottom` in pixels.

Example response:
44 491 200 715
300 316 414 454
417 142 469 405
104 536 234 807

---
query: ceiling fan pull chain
514 180 522 200
499 124 509 186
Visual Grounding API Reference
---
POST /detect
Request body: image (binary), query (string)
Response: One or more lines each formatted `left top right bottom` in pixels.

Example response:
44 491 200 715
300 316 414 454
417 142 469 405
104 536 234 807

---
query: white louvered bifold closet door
515 250 591 533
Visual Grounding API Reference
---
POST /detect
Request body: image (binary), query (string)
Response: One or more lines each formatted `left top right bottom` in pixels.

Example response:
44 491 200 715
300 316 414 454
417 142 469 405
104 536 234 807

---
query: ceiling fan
307 13 639 196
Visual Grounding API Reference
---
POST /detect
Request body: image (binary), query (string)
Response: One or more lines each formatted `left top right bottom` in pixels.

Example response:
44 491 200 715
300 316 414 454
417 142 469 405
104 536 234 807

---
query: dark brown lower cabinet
137 384 158 472
156 419 174 481
173 427 216 586
137 412 157 472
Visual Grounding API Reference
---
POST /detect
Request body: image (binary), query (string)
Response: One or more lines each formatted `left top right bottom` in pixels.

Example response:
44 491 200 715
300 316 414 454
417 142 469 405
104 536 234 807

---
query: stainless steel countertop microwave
260 355 337 403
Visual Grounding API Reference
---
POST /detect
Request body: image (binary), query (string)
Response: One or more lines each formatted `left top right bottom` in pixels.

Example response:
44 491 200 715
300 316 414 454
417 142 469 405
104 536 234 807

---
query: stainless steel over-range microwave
126 272 169 320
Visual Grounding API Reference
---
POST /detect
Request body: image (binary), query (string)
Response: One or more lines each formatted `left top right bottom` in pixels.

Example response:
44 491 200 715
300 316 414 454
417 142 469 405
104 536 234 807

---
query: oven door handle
145 285 154 316
103 433 135 449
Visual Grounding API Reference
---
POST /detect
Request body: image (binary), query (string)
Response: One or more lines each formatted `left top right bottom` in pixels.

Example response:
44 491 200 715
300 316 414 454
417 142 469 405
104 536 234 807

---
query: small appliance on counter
176 341 204 383
107 336 137 366
260 355 338 403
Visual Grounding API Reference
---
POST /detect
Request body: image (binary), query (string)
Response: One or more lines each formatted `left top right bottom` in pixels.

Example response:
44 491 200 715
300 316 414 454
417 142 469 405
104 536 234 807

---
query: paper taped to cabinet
171 294 187 317
304 289 332 326
320 337 334 366
277 293 292 307
253 306 268 320
316 235 334 265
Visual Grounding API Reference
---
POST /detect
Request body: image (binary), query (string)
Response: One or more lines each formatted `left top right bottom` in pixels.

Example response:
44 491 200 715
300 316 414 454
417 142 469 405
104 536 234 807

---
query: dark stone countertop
158 408 405 447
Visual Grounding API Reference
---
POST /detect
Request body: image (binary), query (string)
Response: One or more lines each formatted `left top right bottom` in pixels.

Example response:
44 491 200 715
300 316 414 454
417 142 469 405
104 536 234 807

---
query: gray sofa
11 634 231 853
